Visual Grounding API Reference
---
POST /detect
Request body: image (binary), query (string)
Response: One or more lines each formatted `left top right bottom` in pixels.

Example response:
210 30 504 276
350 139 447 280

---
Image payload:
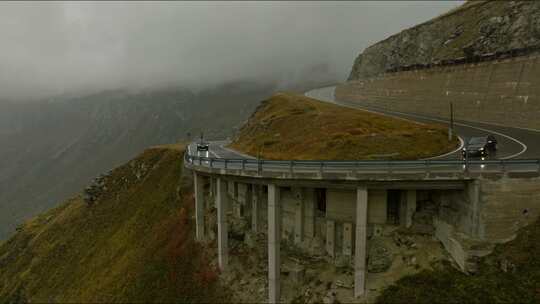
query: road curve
186 85 540 178
306 86 540 160
189 85 540 161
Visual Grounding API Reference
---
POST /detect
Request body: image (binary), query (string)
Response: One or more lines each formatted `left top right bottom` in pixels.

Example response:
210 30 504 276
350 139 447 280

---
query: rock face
348 1 540 80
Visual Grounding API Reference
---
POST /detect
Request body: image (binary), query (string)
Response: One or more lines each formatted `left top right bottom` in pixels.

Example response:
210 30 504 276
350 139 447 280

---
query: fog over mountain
0 1 461 240
0 1 461 101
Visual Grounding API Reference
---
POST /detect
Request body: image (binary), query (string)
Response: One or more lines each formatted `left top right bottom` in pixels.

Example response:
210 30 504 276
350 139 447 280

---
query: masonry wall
336 55 540 130
432 177 540 272
478 177 540 242
433 188 474 236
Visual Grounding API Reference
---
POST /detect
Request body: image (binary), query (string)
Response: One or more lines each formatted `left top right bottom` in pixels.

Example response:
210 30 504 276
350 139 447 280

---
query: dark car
196 142 209 152
462 135 497 159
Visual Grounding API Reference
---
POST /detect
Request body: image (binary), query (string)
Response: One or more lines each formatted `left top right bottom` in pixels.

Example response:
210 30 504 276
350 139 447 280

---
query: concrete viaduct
185 150 540 303
184 85 540 303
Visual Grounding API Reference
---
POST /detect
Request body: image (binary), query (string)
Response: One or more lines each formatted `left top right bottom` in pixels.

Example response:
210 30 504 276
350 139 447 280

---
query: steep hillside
377 216 540 304
229 93 457 160
348 1 540 80
0 82 274 240
0 144 229 303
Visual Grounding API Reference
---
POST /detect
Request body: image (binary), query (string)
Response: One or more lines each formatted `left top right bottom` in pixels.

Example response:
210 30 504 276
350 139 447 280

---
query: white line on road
422 136 465 160
219 144 256 159
209 148 221 158
359 106 528 160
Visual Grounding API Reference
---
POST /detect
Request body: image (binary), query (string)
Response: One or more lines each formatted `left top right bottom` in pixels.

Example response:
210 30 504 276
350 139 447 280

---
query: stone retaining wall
337 55 540 130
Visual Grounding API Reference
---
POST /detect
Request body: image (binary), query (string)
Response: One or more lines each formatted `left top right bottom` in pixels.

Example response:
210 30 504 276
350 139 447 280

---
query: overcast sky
0 1 462 100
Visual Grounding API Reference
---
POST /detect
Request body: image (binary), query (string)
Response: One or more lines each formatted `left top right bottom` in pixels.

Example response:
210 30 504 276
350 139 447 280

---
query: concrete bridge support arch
268 184 281 303
354 187 368 298
216 177 229 271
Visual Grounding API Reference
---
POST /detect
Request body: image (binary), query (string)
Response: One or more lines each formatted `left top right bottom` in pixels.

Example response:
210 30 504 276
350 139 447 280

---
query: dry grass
0 146 229 303
229 93 458 160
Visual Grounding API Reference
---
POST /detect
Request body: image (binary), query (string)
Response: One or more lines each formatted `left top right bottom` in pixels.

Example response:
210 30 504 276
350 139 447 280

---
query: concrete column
326 220 335 258
468 180 481 238
227 180 234 197
268 184 281 303
236 183 251 218
216 177 229 271
399 190 416 228
343 222 353 257
294 188 304 245
405 190 417 228
209 177 216 198
194 172 205 241
210 177 217 208
252 184 260 232
228 181 238 200
235 183 245 218
304 189 316 239
354 187 368 298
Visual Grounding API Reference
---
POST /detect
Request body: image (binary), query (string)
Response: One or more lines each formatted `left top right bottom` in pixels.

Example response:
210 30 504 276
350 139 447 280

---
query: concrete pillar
209 177 216 198
216 177 229 271
227 180 234 197
252 184 260 232
354 187 368 298
235 183 246 218
268 184 281 303
228 181 238 200
405 190 417 228
399 190 416 228
326 220 335 258
236 183 251 218
294 188 304 245
468 180 481 238
304 189 316 239
194 172 205 241
343 222 353 257
210 177 217 208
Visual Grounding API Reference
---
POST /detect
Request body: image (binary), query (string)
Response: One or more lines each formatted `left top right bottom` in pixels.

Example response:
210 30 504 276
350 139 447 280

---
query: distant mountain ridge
0 82 275 240
0 77 336 240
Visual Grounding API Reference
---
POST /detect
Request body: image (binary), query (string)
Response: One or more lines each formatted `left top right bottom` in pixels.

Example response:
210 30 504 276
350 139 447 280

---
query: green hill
0 144 229 303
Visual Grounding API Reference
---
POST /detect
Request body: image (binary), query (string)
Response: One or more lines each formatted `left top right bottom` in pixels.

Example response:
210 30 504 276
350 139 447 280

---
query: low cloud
0 1 461 100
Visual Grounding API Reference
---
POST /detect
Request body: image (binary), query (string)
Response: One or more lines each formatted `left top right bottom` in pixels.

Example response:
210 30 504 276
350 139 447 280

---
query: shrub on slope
0 144 228 303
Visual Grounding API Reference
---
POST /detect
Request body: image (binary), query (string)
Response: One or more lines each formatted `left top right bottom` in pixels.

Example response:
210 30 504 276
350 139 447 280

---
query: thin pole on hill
449 101 454 141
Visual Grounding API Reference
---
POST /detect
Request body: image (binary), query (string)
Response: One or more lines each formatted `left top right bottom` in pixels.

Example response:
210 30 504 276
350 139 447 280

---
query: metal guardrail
185 153 540 176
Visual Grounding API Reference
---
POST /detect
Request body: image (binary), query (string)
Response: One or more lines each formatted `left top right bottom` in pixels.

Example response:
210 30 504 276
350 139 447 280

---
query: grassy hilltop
229 93 457 160
0 144 229 303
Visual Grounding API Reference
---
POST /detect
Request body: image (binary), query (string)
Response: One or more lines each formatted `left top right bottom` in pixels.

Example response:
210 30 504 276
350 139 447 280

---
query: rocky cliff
348 1 540 80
